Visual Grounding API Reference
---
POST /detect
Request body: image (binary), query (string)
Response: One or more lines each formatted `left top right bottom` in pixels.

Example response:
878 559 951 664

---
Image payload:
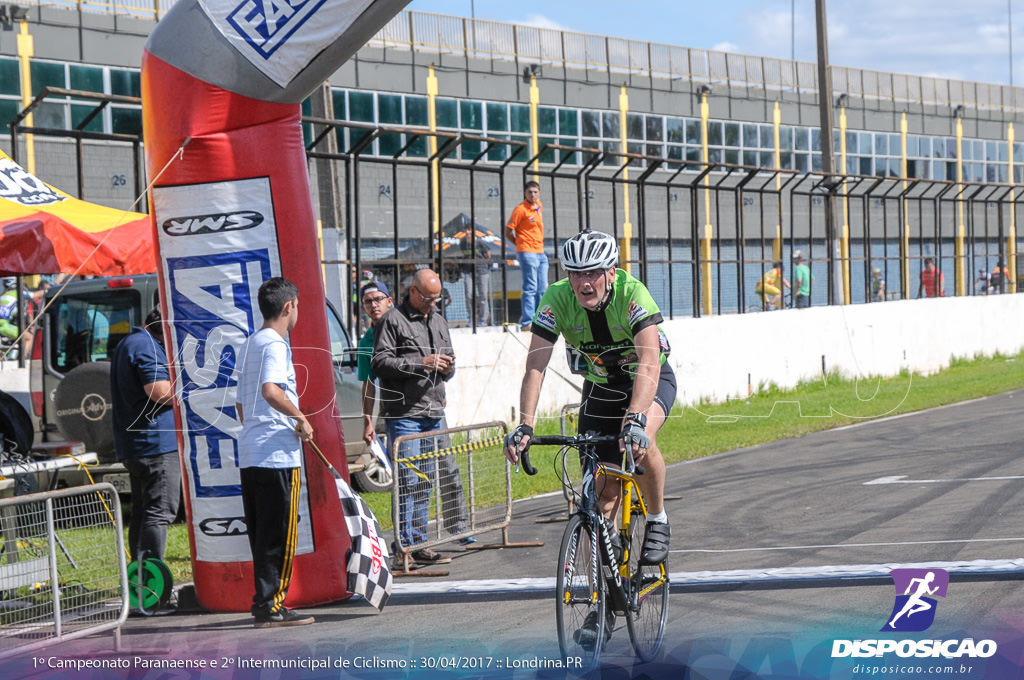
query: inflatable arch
141 0 409 611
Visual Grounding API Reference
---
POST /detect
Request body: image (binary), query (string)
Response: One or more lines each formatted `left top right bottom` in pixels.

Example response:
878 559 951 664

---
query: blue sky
405 1 1023 86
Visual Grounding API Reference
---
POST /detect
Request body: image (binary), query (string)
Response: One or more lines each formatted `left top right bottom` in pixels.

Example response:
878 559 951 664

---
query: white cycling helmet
559 230 619 271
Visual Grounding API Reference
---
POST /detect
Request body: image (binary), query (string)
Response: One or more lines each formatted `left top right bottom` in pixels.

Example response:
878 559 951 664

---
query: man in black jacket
372 268 467 564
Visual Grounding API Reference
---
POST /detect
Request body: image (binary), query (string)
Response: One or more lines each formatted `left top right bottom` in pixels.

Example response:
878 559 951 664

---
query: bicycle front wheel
555 514 606 668
625 511 669 661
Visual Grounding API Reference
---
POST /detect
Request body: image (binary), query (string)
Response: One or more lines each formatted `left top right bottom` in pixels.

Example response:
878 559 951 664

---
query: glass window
646 143 663 158
742 124 758 148
626 113 643 140
602 112 620 139
52 289 140 370
556 141 578 165
759 124 773 148
666 118 684 144
686 119 702 144
70 103 102 132
873 134 888 156
985 140 998 161
581 110 601 137
460 138 482 159
349 91 374 122
537 107 556 135
811 153 822 171
406 96 427 126
378 132 403 157
69 64 103 93
32 101 65 129
860 156 873 175
906 135 919 157
811 128 821 152
461 100 483 130
1015 142 1024 164
486 102 508 132
945 138 957 159
30 61 66 91
707 121 722 146
436 98 458 128
0 58 18 96
845 130 858 154
918 136 932 158
378 93 402 124
331 89 347 120
724 122 739 148
778 126 792 151
687 146 701 163
743 150 757 166
538 136 557 164
888 134 900 155
645 115 663 141
760 151 774 167
724 149 739 165
558 109 578 136
109 69 140 98
0 100 19 126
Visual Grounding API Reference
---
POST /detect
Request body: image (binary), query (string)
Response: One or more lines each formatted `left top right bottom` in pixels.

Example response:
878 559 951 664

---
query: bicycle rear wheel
625 511 668 661
555 514 606 669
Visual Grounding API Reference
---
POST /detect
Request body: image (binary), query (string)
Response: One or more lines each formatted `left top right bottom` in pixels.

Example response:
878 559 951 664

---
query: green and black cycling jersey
531 269 671 384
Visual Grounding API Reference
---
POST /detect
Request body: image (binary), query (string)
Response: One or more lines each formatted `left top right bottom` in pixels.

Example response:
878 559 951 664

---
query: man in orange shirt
917 257 945 298
506 181 548 330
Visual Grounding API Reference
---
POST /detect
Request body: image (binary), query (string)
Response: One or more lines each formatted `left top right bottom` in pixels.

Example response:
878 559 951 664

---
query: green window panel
511 104 530 133
645 115 663 142
556 139 577 165
71 103 104 133
724 149 739 165
109 69 140 98
436 98 457 128
349 91 375 122
378 131 403 157
69 64 103 93
378 93 402 124
460 138 482 160
461 100 482 130
558 109 578 136
331 89 347 119
537 107 556 135
111 107 142 136
0 59 20 96
30 61 66 94
0 99 19 127
486 102 508 132
487 136 509 162
406 96 427 126
538 135 556 164
406 136 427 158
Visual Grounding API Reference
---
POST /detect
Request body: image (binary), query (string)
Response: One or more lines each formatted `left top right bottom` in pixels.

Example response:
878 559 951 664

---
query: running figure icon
882 568 949 632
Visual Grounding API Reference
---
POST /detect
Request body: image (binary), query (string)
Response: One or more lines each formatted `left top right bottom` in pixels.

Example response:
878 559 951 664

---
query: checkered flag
304 436 392 611
337 477 393 611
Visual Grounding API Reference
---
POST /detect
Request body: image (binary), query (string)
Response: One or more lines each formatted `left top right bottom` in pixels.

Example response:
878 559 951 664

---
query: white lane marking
674 536 1024 554
389 558 1024 596
865 474 1024 485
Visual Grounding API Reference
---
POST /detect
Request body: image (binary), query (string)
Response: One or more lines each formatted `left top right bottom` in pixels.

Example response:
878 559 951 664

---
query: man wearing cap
357 281 393 445
792 251 813 309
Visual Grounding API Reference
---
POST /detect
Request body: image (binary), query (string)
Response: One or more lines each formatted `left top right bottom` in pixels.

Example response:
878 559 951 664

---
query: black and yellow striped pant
240 466 301 616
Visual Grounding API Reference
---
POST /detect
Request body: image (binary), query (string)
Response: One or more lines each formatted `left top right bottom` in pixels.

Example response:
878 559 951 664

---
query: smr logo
881 568 949 632
227 0 329 59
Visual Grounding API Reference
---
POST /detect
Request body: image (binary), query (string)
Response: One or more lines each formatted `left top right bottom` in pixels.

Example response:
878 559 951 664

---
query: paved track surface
12 391 1024 678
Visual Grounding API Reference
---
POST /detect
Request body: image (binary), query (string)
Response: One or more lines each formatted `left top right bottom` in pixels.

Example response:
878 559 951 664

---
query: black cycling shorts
577 362 677 464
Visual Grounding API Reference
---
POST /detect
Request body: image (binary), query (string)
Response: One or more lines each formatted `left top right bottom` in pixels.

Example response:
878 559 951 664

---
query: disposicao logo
882 568 948 632
831 567 997 660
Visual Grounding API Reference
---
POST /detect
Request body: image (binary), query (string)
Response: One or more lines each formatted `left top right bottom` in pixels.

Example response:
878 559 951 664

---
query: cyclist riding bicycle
503 229 676 640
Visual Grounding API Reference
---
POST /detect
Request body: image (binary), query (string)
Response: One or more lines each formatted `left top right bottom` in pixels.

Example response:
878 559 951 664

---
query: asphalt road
11 390 1024 679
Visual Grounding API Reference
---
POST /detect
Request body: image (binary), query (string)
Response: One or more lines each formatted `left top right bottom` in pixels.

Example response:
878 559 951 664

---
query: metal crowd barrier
389 420 541 575
0 483 128 660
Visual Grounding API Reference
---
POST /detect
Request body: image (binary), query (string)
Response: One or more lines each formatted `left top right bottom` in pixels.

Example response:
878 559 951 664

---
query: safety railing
0 483 128 660
388 421 541 575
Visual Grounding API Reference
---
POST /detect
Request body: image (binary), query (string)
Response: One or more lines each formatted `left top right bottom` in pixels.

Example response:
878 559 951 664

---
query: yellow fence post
1009 123 1018 293
700 88 713 315
954 113 965 297
17 19 34 175
427 65 439 236
772 102 782 262
619 85 632 273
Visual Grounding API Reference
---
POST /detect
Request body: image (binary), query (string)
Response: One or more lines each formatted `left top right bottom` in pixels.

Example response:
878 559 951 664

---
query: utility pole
814 0 841 305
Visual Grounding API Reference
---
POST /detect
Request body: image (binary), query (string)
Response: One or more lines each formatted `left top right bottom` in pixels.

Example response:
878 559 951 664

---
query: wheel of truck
352 456 393 494
54 362 116 463
0 389 33 459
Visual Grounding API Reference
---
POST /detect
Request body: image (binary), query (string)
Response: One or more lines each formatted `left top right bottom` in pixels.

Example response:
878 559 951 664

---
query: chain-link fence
0 483 127 659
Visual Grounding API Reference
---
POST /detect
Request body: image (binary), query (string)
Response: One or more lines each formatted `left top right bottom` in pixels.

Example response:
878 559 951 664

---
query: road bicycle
520 432 669 669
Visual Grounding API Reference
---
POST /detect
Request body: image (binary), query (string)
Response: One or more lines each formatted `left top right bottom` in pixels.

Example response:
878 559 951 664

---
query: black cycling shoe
573 609 614 649
640 521 670 565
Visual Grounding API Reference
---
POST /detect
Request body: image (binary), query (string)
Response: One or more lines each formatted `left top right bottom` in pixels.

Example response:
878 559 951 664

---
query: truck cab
30 274 391 494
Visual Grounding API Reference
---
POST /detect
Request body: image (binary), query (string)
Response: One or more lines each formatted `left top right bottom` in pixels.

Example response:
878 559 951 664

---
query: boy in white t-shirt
235 277 315 628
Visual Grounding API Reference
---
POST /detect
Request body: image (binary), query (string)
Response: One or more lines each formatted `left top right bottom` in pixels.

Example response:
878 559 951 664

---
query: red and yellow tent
0 150 155 276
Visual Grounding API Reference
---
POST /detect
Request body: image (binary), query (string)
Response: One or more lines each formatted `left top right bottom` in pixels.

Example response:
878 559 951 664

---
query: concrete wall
444 294 1024 429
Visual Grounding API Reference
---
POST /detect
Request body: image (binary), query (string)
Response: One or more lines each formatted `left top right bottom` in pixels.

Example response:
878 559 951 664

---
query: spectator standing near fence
110 306 180 565
990 259 1009 294
792 251 813 309
356 281 393 445
506 181 547 331
871 267 886 302
917 258 945 298
372 268 471 564
234 277 315 628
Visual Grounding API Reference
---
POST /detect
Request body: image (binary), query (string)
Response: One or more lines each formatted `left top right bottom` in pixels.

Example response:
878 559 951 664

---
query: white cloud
519 13 573 33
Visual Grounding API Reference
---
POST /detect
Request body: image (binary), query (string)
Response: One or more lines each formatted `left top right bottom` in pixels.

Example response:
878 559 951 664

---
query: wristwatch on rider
624 411 647 428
